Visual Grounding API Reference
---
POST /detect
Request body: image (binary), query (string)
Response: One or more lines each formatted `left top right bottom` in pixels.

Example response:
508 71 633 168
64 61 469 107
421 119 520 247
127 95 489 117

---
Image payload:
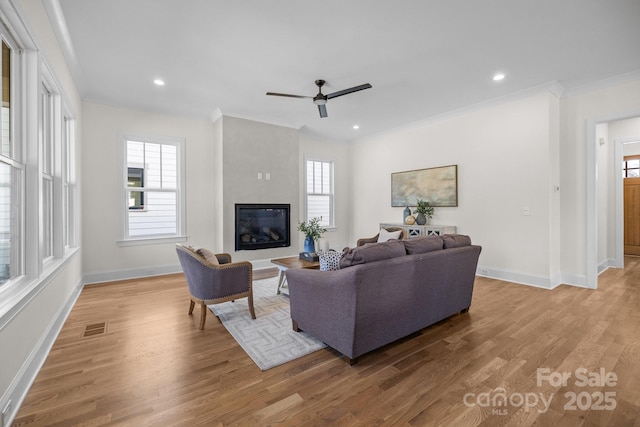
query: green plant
414 199 434 219
297 217 327 241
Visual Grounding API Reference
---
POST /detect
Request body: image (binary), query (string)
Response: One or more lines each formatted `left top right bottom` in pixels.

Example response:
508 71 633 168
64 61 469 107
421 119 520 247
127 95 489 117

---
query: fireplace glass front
235 204 290 251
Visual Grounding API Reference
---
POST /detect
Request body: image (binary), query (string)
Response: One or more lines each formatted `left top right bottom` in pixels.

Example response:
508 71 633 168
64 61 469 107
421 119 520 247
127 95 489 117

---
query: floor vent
82 322 107 337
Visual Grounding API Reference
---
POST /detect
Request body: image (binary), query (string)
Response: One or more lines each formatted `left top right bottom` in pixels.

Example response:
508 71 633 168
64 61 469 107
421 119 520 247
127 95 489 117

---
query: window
63 115 76 249
305 159 334 228
0 37 22 286
121 135 185 243
41 84 54 260
127 167 144 210
623 157 640 178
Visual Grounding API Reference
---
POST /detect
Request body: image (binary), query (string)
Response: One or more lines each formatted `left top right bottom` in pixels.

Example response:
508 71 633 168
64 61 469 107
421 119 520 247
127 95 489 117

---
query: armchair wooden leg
199 302 207 330
188 299 195 315
248 293 256 319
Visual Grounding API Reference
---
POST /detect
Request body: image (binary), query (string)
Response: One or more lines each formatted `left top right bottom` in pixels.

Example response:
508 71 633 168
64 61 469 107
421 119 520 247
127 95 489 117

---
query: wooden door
624 176 640 255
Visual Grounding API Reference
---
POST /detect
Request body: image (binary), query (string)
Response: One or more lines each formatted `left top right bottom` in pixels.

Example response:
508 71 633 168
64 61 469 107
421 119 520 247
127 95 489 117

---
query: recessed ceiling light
153 79 165 86
493 73 505 81
353 124 360 130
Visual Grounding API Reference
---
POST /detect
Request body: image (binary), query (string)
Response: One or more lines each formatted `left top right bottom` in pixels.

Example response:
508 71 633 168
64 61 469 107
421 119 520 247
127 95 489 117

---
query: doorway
623 154 640 255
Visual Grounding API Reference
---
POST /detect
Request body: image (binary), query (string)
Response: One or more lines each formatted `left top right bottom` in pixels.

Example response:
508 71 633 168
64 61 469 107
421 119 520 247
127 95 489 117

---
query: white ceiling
52 0 640 142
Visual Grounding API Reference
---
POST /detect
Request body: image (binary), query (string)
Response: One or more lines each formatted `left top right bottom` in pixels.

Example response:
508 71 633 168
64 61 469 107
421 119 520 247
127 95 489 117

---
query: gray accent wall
220 116 300 261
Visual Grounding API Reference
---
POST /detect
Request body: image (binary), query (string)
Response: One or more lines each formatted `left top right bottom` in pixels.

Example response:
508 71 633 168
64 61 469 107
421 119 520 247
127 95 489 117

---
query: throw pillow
404 235 444 254
196 248 220 266
340 239 406 268
318 250 342 271
377 228 402 243
442 234 472 249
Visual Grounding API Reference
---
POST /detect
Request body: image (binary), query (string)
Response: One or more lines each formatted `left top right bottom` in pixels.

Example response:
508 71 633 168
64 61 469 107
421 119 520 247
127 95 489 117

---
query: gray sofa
285 234 481 364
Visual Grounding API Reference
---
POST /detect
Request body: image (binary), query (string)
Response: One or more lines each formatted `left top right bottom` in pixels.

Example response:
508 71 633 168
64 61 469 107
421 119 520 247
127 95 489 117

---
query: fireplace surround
235 204 290 251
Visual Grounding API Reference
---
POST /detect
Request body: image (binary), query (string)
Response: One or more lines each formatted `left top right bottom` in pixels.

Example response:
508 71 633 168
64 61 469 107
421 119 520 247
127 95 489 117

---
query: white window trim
0 2 80 322
117 133 187 246
304 157 336 230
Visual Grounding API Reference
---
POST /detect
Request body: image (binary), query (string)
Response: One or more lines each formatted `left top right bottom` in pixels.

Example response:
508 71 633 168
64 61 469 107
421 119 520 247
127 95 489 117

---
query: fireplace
235 204 290 251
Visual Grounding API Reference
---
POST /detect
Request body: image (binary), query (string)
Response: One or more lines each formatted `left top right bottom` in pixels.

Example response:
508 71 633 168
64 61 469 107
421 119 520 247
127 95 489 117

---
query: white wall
81 102 216 281
597 122 610 269
299 133 352 250
560 78 640 285
349 91 559 287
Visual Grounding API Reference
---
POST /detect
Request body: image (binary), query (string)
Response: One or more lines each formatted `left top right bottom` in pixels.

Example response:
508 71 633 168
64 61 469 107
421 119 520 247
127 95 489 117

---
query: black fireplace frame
235 203 291 251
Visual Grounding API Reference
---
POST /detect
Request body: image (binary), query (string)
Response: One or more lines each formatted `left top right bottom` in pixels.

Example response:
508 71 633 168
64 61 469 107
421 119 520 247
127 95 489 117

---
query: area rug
208 276 327 370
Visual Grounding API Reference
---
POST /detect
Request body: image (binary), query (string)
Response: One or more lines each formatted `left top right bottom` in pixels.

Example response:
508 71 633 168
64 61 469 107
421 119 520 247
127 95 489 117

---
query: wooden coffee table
271 256 320 294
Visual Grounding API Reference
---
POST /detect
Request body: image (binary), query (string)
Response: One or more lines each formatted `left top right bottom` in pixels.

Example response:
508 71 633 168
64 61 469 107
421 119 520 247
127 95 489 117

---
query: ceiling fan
266 79 372 118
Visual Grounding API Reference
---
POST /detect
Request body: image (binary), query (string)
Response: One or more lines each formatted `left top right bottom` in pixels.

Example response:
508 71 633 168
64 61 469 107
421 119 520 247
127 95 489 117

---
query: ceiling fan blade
266 92 311 99
326 83 372 99
318 104 328 118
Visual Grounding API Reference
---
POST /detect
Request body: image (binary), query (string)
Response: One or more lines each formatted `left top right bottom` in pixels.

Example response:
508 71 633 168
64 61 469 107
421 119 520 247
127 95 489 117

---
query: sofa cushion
377 228 402 243
196 248 220 266
404 235 444 254
319 250 342 271
442 234 472 248
339 239 406 268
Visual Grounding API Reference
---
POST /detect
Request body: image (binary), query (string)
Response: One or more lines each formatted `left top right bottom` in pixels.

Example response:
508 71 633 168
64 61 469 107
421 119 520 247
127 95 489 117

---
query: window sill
117 235 188 247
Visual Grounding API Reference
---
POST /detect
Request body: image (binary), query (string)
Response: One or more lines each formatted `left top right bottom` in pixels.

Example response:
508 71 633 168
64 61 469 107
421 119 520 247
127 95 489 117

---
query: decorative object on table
297 217 326 254
414 199 434 225
404 214 416 225
299 251 320 262
403 205 411 222
391 164 458 207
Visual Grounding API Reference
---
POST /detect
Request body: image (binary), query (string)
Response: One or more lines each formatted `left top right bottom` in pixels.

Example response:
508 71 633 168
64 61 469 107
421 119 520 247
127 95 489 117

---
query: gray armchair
176 244 256 329
356 226 405 247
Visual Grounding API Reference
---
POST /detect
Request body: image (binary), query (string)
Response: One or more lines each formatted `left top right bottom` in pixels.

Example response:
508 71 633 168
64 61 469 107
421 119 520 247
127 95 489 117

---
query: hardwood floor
13 261 640 426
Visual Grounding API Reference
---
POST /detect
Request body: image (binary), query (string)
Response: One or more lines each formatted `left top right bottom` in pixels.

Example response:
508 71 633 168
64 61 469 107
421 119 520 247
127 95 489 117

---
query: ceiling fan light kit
267 79 372 118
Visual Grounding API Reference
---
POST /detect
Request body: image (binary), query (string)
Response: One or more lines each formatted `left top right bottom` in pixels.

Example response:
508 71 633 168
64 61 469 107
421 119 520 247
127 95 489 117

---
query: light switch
521 207 530 216
257 172 263 180
265 172 271 180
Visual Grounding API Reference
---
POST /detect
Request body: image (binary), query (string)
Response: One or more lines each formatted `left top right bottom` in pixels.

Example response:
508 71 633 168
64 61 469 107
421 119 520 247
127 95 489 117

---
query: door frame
587 111 640 289
615 139 640 268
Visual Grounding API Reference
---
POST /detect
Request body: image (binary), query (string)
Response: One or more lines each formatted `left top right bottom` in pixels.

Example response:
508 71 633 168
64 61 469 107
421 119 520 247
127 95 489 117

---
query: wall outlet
479 268 489 275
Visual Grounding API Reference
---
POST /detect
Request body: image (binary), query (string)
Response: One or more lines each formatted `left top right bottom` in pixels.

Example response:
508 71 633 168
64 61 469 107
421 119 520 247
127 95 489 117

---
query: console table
379 223 456 238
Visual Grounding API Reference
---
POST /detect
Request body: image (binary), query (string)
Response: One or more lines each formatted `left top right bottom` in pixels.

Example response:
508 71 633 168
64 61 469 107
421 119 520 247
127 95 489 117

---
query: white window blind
306 160 334 227
123 136 184 241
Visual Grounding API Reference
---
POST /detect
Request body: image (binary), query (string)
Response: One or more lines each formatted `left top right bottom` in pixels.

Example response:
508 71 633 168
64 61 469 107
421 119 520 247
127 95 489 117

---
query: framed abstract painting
391 165 458 207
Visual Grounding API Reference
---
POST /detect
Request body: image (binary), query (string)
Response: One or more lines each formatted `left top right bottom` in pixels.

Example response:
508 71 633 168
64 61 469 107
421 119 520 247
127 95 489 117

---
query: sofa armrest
286 268 359 358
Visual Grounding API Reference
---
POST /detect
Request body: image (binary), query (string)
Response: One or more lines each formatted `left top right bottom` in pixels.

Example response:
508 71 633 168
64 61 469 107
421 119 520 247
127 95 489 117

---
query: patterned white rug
208 277 327 370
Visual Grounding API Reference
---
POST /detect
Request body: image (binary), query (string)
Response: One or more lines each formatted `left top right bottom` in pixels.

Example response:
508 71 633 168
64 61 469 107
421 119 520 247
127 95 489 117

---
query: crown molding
41 0 86 95
354 81 567 144
564 69 640 97
216 110 303 131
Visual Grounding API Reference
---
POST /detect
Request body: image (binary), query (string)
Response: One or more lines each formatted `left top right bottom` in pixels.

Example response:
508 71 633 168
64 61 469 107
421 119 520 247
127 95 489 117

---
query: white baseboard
476 266 591 290
0 278 83 427
81 257 287 285
82 264 183 285
476 266 555 289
